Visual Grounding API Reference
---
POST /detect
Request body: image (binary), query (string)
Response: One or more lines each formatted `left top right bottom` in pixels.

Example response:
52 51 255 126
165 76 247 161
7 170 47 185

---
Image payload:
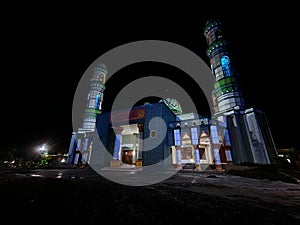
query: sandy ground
1 167 299 225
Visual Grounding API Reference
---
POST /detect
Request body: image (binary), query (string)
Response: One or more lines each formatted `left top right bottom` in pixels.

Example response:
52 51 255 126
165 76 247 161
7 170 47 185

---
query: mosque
66 19 278 170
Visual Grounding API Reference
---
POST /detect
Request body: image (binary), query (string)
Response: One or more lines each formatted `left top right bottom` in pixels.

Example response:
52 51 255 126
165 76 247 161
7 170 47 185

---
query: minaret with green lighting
82 63 107 130
204 19 245 113
204 19 277 165
67 63 107 166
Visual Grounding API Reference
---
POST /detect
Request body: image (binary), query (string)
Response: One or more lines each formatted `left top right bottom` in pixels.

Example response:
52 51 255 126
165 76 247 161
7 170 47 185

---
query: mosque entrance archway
119 124 139 165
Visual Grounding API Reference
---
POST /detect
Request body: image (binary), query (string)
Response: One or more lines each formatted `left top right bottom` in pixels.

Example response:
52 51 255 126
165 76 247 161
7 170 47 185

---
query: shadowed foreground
1 166 299 225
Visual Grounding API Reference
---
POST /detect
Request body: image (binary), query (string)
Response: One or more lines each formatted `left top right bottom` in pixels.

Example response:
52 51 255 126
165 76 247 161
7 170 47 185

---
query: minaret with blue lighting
67 63 107 166
204 18 277 165
82 63 107 130
204 19 245 113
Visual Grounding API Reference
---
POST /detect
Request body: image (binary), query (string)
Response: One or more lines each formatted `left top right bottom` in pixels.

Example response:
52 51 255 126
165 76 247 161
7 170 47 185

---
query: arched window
221 56 231 77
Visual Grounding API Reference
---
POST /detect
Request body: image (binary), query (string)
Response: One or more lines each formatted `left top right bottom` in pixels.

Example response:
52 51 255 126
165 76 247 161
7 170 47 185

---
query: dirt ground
1 167 299 225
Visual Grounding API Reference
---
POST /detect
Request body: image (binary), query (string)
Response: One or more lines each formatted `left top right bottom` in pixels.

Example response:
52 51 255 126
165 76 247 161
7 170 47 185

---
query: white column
214 148 222 170
113 127 123 160
76 138 82 151
113 134 122 160
194 148 200 165
176 148 182 167
81 137 89 165
174 128 182 169
137 124 144 162
191 127 201 170
225 150 232 162
211 125 223 171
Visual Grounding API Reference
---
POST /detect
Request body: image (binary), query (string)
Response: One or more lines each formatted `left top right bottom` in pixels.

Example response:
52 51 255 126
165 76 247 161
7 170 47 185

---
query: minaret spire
204 19 245 113
82 63 107 130
67 63 107 166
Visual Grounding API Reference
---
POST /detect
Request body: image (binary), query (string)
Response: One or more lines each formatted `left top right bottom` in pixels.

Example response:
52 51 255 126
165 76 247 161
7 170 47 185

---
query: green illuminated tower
204 19 277 165
67 63 107 165
82 63 107 130
204 19 245 113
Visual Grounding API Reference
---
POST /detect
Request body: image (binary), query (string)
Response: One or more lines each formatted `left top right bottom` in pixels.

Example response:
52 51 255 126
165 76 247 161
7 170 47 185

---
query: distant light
56 172 63 179
35 143 50 155
31 174 42 177
61 158 66 163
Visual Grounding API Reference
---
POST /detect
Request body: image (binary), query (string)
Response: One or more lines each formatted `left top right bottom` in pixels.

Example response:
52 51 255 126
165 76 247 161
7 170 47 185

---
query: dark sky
1 4 299 156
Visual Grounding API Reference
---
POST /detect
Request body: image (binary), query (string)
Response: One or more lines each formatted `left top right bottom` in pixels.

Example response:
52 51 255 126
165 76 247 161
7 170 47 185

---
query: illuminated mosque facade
67 19 278 170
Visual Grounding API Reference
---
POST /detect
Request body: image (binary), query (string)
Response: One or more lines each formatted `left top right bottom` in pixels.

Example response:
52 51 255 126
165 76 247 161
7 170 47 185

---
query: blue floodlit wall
226 111 254 164
225 108 277 165
95 102 176 167
142 103 176 166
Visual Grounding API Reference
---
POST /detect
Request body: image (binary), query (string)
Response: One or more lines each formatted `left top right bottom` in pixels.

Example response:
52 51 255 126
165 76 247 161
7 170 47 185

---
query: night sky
2 4 299 157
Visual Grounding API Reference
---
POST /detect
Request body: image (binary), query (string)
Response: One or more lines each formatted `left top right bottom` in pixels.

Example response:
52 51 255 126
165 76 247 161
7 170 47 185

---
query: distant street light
35 144 49 156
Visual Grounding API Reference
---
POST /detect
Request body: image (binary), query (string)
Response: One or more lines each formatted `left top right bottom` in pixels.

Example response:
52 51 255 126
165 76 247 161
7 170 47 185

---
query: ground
1 166 300 225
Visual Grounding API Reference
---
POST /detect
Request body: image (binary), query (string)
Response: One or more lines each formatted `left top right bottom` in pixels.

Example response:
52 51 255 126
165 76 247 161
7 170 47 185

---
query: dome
159 98 183 115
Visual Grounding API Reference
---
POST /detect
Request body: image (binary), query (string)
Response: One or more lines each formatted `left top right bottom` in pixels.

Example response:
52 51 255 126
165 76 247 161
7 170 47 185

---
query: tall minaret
204 19 278 165
204 19 245 113
67 63 107 165
82 63 107 130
